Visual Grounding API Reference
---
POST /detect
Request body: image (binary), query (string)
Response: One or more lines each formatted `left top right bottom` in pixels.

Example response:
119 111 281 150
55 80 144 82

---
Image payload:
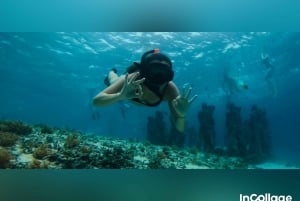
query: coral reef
0 120 279 169
64 133 80 148
33 144 52 160
0 131 19 147
198 103 216 153
98 146 134 169
29 159 49 169
39 124 54 134
0 147 12 168
0 120 32 135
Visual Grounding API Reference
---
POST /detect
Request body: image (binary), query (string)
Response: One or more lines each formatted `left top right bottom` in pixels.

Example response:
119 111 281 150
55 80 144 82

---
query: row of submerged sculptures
146 102 272 164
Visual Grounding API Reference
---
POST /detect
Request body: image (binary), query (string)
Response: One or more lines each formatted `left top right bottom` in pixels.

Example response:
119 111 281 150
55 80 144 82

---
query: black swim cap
140 49 174 85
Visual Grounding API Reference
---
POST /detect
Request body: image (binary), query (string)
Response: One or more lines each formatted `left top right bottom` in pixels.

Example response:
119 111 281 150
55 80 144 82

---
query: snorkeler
223 71 248 96
93 49 198 133
261 53 277 97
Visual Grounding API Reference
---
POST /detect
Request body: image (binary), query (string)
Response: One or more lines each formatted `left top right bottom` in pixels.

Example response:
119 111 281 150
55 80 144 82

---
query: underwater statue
225 103 247 157
198 103 216 153
243 104 272 163
146 111 167 146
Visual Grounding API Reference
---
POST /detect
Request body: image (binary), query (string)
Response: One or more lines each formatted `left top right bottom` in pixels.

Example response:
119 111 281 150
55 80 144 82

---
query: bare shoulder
164 81 180 101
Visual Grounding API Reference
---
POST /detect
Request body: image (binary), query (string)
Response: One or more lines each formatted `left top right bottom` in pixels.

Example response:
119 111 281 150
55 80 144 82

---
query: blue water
0 32 299 163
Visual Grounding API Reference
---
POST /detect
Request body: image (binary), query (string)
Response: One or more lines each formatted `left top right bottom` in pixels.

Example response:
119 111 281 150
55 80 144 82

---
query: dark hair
141 49 172 68
140 49 174 85
126 62 140 74
125 49 174 86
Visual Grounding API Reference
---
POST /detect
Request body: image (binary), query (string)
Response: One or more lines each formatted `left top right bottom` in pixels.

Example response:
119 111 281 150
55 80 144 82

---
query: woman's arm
93 72 145 107
168 101 186 133
165 82 198 133
165 82 186 133
93 77 126 106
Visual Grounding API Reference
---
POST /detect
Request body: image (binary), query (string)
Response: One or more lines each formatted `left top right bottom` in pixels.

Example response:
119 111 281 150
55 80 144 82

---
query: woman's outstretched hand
172 85 198 117
120 72 145 99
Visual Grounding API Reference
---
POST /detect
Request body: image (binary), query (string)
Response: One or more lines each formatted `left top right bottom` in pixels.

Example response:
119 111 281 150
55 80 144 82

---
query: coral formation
0 120 279 169
0 120 32 135
0 147 12 168
0 131 19 147
99 146 134 169
64 133 80 148
29 159 49 169
33 144 52 160
39 124 53 134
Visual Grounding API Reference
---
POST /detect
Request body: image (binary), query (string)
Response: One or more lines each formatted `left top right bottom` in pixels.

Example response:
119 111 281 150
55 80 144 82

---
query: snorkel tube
141 48 160 65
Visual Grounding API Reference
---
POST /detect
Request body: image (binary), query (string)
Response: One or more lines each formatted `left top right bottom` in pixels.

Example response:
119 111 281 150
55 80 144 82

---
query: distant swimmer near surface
261 53 277 97
223 72 248 96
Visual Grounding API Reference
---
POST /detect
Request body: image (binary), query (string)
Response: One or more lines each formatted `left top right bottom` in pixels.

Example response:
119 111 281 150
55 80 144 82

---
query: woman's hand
172 85 198 117
120 72 145 99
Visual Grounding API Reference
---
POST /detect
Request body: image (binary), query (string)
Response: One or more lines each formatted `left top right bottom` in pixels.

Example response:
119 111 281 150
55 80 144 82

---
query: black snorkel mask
140 49 174 86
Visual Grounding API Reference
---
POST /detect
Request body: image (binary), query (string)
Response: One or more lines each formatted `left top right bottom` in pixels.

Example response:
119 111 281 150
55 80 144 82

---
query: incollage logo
240 193 292 201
